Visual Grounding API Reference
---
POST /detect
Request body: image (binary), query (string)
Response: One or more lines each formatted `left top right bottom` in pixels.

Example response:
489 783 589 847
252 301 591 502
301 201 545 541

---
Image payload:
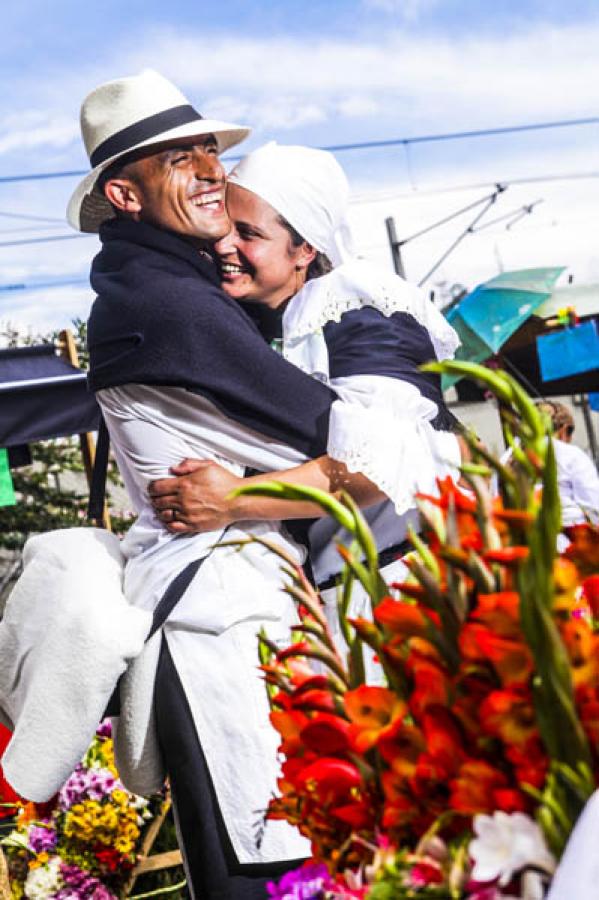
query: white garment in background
0 528 151 801
553 438 599 526
546 791 599 899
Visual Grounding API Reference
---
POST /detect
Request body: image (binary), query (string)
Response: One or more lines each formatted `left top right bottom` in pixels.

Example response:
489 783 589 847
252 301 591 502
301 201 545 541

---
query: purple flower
58 765 118 810
267 863 332 899
96 720 112 739
28 821 57 854
57 863 117 899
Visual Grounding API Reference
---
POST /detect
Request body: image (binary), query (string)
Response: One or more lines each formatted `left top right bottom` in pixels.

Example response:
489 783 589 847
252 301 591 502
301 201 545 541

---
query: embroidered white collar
282 259 460 362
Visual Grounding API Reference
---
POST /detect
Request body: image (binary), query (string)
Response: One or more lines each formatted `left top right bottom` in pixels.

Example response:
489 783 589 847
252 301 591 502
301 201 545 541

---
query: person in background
536 400 599 527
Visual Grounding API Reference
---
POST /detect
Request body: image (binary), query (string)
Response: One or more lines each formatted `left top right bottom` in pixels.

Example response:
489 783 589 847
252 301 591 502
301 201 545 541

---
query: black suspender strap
88 415 110 522
103 554 213 718
147 557 204 640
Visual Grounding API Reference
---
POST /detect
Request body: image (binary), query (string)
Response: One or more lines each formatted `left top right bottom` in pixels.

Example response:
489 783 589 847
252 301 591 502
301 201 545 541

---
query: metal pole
579 394 599 466
385 216 406 278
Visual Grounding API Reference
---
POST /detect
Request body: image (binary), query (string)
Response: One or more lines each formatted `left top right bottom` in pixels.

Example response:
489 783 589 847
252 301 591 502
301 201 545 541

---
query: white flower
470 811 556 887
24 856 62 899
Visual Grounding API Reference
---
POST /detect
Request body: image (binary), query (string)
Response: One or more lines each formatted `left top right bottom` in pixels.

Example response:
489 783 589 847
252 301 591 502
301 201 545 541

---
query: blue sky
1 0 599 333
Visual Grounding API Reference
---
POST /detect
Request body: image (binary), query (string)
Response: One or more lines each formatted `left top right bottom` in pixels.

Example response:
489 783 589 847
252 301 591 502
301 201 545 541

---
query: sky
1 0 599 336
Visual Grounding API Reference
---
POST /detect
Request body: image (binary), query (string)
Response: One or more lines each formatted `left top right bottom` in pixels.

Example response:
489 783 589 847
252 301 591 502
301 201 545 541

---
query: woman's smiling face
214 183 315 309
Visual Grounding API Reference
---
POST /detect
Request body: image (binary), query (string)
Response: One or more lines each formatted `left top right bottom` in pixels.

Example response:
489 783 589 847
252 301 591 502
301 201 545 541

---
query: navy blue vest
88 219 334 458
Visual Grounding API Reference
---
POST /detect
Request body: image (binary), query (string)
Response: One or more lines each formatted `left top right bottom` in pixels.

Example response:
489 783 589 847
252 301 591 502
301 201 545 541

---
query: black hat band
90 104 203 168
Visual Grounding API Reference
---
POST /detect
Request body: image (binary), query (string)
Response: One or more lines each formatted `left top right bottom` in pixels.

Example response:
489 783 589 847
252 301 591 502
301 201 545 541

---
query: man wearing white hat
68 70 348 899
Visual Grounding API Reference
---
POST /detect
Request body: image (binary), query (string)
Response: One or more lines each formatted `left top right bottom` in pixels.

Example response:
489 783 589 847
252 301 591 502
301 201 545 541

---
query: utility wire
471 199 544 233
0 278 87 294
417 185 507 286
0 233 93 249
1 115 598 185
0 209 65 223
399 188 503 246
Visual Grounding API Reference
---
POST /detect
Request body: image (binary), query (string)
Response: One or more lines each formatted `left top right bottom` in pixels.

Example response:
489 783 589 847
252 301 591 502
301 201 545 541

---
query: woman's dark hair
276 215 332 282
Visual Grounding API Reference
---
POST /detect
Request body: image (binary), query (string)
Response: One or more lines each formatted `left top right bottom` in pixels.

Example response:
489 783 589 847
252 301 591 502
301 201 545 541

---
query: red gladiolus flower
0 725 21 817
297 757 363 806
493 788 528 813
300 715 353 755
290 689 337 714
505 739 549 790
582 574 599 617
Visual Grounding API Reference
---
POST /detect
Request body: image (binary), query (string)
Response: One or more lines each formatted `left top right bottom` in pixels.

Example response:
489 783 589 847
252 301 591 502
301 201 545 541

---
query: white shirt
553 438 599 526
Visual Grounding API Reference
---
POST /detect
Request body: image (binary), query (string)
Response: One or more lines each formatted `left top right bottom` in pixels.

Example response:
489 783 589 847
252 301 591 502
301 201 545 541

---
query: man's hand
148 458 243 533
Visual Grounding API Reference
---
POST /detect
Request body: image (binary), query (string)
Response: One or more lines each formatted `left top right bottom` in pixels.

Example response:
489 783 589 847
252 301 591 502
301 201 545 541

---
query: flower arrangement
236 362 599 900
3 721 154 899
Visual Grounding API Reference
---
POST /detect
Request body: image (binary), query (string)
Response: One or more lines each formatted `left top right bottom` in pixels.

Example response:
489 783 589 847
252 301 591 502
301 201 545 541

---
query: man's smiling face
105 135 229 245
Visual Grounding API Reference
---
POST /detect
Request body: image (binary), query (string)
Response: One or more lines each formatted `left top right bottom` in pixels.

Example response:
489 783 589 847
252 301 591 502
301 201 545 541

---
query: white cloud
362 0 440 21
0 111 79 156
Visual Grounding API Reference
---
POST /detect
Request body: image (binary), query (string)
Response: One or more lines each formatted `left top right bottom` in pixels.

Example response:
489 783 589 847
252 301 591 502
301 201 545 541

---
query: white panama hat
67 69 251 233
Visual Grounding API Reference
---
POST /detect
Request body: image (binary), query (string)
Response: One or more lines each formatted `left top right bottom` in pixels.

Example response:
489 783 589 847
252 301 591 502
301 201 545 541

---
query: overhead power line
0 277 88 294
0 233 92 249
1 115 598 185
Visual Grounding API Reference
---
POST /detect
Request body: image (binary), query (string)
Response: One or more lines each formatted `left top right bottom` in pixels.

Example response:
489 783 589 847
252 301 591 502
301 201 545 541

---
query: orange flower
344 685 407 752
565 523 599 573
473 592 521 637
374 598 438 638
553 558 583 613
407 653 451 718
377 718 425 779
483 547 529 565
449 760 510 814
459 621 533 687
559 619 599 688
421 708 465 775
480 688 538 746
270 709 310 756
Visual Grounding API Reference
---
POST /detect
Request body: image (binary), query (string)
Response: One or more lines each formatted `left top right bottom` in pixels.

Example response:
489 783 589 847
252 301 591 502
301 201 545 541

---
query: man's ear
103 178 143 215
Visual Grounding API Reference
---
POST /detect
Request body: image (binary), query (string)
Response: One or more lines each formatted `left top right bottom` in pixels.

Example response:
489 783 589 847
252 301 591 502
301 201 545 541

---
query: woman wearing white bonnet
156 141 462 659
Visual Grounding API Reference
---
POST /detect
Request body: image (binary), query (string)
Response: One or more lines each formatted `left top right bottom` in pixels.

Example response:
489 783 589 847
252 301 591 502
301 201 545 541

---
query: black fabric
88 219 333 458
238 301 287 346
88 416 110 521
0 344 100 447
155 639 304 899
323 307 459 432
90 105 202 167
7 445 32 468
316 536 416 591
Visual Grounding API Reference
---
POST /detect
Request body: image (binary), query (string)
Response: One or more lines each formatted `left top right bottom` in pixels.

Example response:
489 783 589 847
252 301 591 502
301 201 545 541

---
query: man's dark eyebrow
161 135 218 158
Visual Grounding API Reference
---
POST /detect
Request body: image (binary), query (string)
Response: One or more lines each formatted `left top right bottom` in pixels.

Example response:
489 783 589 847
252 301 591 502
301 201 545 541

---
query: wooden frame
57 328 112 531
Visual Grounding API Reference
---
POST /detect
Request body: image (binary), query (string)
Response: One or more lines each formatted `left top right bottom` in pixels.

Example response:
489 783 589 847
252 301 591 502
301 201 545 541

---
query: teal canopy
443 267 566 388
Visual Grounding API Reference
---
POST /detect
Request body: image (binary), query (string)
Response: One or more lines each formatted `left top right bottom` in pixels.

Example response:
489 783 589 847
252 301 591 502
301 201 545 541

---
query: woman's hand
148 458 243 534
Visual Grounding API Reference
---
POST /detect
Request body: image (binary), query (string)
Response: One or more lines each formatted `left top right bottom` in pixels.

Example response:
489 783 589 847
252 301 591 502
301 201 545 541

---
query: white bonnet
227 141 354 266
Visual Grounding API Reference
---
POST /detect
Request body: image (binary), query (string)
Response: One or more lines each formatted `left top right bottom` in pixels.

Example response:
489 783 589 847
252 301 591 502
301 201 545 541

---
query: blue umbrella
445 267 566 386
